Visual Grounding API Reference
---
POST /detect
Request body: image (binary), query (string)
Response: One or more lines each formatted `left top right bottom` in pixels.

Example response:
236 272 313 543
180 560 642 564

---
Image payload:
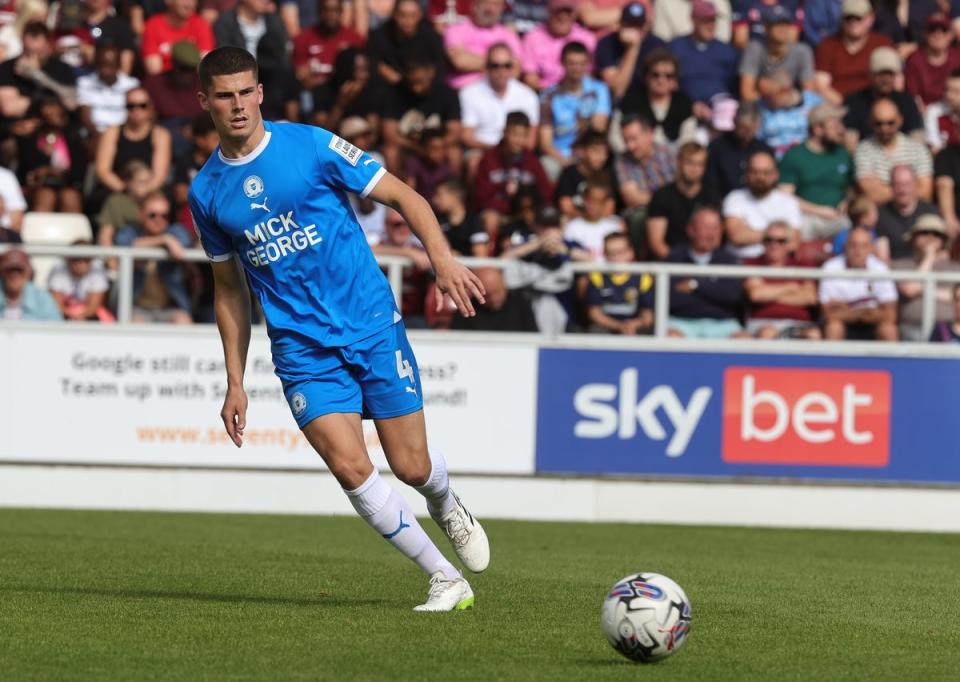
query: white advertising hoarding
0 326 536 474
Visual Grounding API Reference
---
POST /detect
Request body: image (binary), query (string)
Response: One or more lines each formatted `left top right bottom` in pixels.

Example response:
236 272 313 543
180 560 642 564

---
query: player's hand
434 257 486 317
220 386 248 448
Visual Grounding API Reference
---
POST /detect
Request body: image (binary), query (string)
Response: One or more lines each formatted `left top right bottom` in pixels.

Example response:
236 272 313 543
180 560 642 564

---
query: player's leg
353 321 490 573
299 411 455 575
375 411 490 574
275 344 471 611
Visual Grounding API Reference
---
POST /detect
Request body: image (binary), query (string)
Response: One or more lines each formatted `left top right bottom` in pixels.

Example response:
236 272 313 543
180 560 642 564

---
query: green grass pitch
2 508 959 681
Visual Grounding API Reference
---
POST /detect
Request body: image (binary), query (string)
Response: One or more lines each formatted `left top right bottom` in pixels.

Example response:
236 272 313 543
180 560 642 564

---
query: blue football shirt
188 121 399 354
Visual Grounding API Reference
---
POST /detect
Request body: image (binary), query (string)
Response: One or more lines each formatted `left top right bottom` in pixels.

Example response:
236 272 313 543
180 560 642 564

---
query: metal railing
3 243 960 339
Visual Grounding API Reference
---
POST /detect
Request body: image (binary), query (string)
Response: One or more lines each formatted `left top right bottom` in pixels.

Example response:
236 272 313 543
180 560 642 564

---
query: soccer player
187 47 490 612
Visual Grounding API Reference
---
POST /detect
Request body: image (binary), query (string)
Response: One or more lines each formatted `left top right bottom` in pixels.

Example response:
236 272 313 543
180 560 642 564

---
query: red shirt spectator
141 0 214 75
744 253 814 322
474 144 553 216
293 0 364 89
816 33 893 98
904 13 960 107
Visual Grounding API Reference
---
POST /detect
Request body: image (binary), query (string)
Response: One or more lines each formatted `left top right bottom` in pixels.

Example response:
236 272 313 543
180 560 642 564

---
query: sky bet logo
571 365 891 466
722 368 891 467
573 369 712 457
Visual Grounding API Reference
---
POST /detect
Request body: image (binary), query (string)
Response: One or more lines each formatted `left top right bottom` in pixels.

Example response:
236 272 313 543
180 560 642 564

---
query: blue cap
621 2 647 26
761 4 792 24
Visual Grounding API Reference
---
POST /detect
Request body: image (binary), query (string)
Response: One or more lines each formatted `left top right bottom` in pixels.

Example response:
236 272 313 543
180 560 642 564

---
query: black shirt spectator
876 200 938 260
439 212 487 256
647 182 721 254
704 132 773 198
0 55 76 100
843 88 923 142
312 48 385 132
595 12 666 99
620 87 693 144
872 0 949 46
383 76 460 129
368 0 446 85
665 245 743 320
934 144 960 235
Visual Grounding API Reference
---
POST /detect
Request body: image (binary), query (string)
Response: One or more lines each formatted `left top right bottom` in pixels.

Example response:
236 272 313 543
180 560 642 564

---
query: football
601 572 692 663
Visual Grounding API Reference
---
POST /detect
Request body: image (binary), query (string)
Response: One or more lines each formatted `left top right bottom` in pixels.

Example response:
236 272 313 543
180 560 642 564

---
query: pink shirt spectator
521 23 596 89
444 22 522 89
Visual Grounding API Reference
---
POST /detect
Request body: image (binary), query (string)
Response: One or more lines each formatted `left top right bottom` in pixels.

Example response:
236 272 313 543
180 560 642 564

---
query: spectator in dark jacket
213 1 295 120
665 206 747 338
704 101 773 198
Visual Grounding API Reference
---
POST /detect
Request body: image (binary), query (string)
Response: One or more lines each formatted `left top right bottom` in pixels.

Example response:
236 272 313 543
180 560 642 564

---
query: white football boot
413 573 475 612
432 491 490 573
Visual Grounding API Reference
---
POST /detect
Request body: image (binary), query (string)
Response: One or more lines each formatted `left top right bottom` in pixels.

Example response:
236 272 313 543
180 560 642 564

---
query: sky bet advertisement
535 349 960 484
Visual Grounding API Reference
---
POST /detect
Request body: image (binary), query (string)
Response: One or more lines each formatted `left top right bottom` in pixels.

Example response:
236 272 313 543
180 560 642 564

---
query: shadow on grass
568 657 640 668
0 585 398 608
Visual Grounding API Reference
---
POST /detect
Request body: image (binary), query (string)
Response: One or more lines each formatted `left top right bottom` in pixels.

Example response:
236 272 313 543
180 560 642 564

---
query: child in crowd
47 241 114 321
433 178 490 257
404 128 455 205
585 232 653 335
474 111 552 242
555 129 614 219
96 160 153 264
562 181 625 260
833 196 887 262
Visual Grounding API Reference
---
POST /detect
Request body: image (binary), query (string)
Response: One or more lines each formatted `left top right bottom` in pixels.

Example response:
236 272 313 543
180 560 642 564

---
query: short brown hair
847 196 876 226
199 46 258 91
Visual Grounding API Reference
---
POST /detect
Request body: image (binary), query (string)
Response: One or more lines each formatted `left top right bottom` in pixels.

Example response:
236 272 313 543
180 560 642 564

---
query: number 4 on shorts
395 350 414 384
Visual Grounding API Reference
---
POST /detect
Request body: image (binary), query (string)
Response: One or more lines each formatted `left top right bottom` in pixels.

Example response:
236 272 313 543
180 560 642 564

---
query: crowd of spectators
1 0 960 343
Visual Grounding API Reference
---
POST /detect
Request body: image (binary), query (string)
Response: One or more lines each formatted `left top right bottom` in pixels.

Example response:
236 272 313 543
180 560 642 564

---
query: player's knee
392 457 431 487
326 456 375 490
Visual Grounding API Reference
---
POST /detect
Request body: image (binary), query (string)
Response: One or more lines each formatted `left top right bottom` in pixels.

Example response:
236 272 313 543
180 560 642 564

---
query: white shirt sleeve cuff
360 167 387 199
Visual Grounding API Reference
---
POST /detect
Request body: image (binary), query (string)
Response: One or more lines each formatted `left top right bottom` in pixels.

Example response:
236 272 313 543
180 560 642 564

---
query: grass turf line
1 509 959 681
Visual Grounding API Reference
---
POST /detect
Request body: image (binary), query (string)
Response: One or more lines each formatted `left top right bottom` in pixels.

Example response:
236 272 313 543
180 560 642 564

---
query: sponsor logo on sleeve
328 135 362 166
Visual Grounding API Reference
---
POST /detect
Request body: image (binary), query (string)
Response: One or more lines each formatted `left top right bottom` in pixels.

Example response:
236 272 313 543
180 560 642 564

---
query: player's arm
368 172 486 317
211 257 251 447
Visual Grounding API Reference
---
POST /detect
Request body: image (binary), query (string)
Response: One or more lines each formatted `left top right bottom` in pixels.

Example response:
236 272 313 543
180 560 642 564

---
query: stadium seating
20 212 94 287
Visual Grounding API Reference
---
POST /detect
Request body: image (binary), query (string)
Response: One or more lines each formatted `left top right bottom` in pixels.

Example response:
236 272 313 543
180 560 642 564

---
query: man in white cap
891 214 960 341
779 101 854 240
814 0 892 105
842 46 923 147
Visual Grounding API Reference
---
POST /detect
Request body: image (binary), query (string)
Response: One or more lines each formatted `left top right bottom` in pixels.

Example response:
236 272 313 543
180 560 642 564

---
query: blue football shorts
273 321 424 429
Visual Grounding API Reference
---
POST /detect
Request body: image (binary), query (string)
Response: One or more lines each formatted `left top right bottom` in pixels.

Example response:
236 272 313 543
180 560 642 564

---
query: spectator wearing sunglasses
842 47 923 147
743 221 821 340
904 13 960 110
460 43 540 162
114 191 194 324
854 98 933 205
619 48 695 146
95 86 171 199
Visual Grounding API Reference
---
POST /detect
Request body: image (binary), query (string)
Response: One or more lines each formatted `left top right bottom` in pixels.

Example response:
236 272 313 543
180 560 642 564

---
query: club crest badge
243 175 264 198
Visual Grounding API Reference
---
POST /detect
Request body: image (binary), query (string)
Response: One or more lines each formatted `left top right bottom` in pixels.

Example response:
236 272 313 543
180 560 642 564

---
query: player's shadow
1 584 395 608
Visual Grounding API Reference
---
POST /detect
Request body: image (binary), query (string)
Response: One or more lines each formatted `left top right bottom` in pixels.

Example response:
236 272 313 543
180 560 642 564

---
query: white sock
414 450 456 518
346 470 460 580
